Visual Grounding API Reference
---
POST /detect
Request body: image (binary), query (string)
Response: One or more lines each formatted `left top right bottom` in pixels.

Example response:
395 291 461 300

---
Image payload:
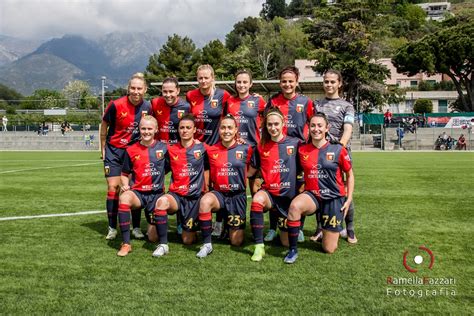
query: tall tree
393 20 474 111
145 34 201 83
304 3 391 111
63 80 98 109
225 17 260 51
201 40 230 79
0 84 23 108
260 0 287 21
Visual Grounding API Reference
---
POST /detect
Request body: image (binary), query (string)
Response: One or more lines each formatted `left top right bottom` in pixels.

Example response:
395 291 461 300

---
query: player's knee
182 234 195 245
199 196 213 212
252 192 266 206
156 196 170 210
323 244 338 254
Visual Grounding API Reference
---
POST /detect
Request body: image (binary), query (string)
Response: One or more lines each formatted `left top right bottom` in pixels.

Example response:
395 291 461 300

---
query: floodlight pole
101 76 106 116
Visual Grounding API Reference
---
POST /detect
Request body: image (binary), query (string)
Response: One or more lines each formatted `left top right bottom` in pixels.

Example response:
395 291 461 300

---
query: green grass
0 151 473 314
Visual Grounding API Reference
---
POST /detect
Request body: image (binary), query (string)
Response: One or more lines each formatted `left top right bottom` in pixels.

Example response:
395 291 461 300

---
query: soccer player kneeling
284 113 354 263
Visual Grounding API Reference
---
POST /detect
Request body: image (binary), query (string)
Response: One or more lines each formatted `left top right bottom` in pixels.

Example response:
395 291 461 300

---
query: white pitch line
0 210 105 221
0 162 101 174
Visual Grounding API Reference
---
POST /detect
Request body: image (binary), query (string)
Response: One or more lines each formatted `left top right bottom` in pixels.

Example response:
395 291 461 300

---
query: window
410 80 418 87
438 100 448 113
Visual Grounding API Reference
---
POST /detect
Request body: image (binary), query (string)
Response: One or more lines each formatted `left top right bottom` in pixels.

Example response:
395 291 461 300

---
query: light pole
101 76 107 116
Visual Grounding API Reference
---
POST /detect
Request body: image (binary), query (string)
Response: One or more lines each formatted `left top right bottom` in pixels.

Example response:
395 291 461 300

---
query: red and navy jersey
251 136 300 198
298 142 352 200
206 142 253 193
267 93 314 142
226 95 266 147
151 97 190 144
122 140 169 192
186 88 231 145
103 96 152 148
167 142 206 198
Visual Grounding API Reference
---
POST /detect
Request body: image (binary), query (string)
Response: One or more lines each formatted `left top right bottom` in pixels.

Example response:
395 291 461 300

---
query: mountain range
0 32 164 95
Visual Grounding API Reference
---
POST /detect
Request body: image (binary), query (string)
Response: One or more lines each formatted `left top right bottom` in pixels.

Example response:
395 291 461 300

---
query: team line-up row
100 65 357 263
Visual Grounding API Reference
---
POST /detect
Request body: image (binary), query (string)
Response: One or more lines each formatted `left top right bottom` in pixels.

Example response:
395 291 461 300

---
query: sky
0 0 264 41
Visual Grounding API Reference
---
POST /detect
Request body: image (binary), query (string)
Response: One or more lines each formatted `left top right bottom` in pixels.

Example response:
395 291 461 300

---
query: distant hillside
0 32 164 95
0 53 84 95
0 35 42 66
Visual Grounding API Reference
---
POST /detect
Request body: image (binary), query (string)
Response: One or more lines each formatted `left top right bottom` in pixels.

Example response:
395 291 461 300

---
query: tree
145 34 201 83
304 4 391 110
260 0 287 21
414 98 433 113
201 40 230 79
225 17 260 51
20 89 67 109
0 84 23 108
393 20 474 111
63 80 98 109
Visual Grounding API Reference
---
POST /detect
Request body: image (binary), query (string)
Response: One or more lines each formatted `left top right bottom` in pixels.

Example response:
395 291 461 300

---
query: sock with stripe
154 209 168 244
287 219 301 251
199 211 213 244
106 191 119 229
250 201 265 244
118 203 131 244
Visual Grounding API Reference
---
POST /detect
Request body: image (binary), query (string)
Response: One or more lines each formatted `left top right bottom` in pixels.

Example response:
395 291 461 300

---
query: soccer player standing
151 77 190 144
248 107 301 262
186 64 231 237
116 115 169 257
313 69 357 244
264 66 314 242
196 114 253 258
151 114 207 257
186 64 231 146
284 113 354 264
226 69 266 195
100 73 152 241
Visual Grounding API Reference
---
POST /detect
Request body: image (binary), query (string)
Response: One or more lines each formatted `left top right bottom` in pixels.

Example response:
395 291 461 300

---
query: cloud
0 0 263 41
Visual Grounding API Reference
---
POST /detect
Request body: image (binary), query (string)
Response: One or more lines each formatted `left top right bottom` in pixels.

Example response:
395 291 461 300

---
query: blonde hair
128 72 147 89
197 64 216 99
140 114 158 129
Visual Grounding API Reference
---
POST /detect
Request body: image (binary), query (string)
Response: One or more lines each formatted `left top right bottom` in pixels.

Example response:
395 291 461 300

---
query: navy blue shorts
132 190 163 224
104 144 126 177
168 192 200 232
212 191 247 230
263 191 292 232
320 196 345 233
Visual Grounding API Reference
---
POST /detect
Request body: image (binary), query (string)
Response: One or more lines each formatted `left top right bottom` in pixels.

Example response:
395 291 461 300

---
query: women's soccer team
100 64 357 264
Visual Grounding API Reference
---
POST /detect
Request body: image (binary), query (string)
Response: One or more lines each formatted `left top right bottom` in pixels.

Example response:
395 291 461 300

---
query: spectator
446 136 453 150
457 134 467 150
42 122 48 136
383 109 392 127
61 121 67 136
396 126 404 148
2 115 8 132
84 134 91 147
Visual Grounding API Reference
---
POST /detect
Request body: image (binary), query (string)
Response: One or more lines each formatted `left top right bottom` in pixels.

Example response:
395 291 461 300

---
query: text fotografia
386 276 456 298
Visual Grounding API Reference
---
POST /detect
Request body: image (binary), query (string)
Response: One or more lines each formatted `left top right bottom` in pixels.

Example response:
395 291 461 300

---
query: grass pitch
0 151 473 314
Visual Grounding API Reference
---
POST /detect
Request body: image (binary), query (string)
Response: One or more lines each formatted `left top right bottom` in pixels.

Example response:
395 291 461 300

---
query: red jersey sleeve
339 147 352 172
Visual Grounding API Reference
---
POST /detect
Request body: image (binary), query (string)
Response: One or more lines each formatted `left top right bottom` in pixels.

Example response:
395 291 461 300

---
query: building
416 2 452 21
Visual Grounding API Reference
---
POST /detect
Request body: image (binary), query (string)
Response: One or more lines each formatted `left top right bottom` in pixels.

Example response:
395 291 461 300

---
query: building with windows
416 2 452 21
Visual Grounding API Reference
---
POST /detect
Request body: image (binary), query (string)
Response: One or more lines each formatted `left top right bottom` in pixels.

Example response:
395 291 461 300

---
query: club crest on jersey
194 150 202 159
286 146 295 155
211 99 218 108
236 150 244 160
296 104 304 113
326 152 335 161
247 101 255 108
177 110 185 119
156 150 164 160
156 110 163 116
263 151 270 157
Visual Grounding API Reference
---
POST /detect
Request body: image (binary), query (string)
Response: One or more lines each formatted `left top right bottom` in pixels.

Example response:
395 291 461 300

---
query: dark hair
162 77 180 88
221 113 238 127
323 69 343 95
234 69 253 96
307 112 329 143
179 113 195 126
279 66 299 81
261 107 285 146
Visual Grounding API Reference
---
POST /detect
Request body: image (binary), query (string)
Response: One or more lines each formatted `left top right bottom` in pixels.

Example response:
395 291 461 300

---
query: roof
151 79 324 96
